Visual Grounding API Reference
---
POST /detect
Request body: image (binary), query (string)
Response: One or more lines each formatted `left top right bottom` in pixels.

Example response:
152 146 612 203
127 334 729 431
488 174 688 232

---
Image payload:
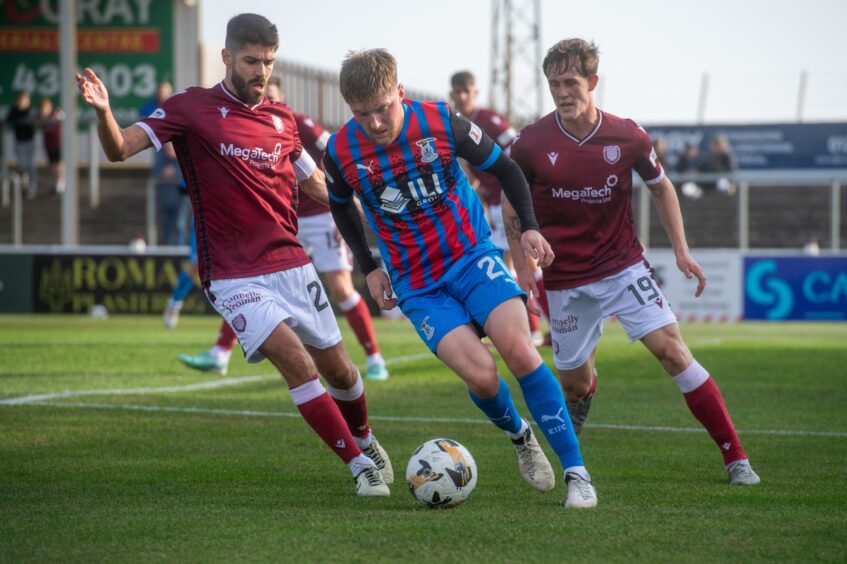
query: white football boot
511 421 556 492
354 466 390 497
361 434 394 484
727 459 761 486
563 472 598 508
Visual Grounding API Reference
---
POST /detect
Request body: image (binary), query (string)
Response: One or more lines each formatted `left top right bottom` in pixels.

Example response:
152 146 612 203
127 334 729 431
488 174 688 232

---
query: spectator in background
652 137 670 171
676 142 703 199
153 142 187 245
38 98 64 194
139 81 173 118
7 91 38 199
703 135 737 195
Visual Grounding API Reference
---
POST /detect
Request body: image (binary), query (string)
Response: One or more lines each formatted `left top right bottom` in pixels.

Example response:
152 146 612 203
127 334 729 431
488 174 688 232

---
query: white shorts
297 212 353 273
547 261 677 370
488 204 508 251
208 263 342 364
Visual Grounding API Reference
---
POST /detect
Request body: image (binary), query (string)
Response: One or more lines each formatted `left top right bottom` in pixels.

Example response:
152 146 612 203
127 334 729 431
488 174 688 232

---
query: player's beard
231 71 264 105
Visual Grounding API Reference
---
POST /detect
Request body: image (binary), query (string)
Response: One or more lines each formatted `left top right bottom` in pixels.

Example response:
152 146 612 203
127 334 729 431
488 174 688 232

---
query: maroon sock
684 378 746 464
328 373 370 440
217 319 237 350
292 378 362 463
343 296 379 356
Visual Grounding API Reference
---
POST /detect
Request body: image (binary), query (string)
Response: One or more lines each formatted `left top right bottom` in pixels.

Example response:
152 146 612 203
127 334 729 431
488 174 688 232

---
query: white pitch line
19 400 847 438
0 352 436 406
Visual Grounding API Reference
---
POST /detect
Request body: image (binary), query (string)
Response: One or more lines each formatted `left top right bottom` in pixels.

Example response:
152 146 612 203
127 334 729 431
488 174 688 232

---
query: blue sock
171 271 196 302
517 363 584 469
468 377 523 434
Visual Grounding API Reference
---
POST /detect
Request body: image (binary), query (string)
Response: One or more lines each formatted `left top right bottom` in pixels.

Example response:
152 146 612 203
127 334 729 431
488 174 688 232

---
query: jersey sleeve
632 122 665 185
135 90 191 151
323 147 354 203
289 117 316 181
505 129 535 185
451 111 502 170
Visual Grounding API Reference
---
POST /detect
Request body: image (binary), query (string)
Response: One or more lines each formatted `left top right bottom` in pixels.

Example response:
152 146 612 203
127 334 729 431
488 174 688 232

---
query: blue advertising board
744 257 847 320
646 123 847 171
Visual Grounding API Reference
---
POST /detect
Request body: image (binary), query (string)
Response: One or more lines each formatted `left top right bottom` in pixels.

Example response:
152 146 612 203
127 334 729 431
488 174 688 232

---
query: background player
326 49 597 508
177 80 389 381
449 71 546 345
77 13 392 496
503 38 760 486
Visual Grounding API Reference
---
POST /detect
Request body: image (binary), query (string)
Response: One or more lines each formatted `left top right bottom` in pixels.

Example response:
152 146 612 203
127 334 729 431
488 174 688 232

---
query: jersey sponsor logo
149 108 165 119
420 315 435 340
416 137 439 163
603 145 621 164
271 115 284 134
379 185 410 213
232 314 247 332
218 106 230 119
550 174 618 203
547 152 559 166
220 141 282 170
378 173 446 214
468 123 483 145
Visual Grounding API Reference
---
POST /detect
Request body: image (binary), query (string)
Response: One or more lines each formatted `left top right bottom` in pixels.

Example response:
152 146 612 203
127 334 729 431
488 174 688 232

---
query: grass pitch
1 315 846 562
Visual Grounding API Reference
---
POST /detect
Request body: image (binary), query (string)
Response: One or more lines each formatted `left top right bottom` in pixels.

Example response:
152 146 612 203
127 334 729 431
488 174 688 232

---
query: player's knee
498 339 541 376
654 338 692 375
466 369 500 398
561 377 591 401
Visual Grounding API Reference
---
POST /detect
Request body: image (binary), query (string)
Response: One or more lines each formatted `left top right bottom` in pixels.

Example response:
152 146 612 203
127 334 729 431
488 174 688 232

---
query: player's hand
76 68 110 113
677 253 707 297
520 230 554 268
365 269 398 310
514 265 543 316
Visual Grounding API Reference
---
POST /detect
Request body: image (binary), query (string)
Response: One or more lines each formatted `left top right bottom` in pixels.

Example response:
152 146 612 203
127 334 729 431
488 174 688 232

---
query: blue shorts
398 247 525 353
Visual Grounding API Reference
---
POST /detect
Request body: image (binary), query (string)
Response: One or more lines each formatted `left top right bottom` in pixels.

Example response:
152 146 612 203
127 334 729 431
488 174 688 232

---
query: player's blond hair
339 49 398 103
543 38 600 78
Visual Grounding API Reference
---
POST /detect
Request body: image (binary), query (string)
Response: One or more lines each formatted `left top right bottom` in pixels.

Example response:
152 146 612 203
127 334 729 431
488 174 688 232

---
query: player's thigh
298 213 352 274
547 286 605 371
398 288 472 354
208 264 341 365
602 262 677 343
322 269 356 303
483 297 544 377
640 322 693 375
488 204 508 252
258 320 319 388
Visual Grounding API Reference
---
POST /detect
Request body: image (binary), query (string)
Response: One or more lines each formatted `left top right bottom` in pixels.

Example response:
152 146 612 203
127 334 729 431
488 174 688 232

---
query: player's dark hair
543 38 600 78
339 49 398 103
451 71 475 90
225 13 279 53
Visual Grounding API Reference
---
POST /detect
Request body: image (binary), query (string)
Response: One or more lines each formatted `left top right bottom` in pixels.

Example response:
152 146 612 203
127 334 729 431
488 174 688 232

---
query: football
405 438 478 508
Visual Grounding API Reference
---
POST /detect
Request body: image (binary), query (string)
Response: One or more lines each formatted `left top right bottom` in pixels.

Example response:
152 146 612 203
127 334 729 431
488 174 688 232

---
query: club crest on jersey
271 115 284 134
603 145 621 164
416 137 439 163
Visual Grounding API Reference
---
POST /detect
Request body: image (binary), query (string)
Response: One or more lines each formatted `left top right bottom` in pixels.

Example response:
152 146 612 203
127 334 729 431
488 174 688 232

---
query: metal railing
637 171 846 251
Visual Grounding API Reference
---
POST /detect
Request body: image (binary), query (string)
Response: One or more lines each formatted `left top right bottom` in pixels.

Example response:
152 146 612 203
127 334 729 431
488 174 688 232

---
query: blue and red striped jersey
326 100 495 295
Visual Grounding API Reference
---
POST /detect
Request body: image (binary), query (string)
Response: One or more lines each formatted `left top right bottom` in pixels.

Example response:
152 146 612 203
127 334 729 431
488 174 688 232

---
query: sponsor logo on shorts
420 315 435 341
232 314 247 332
552 314 579 335
219 291 262 314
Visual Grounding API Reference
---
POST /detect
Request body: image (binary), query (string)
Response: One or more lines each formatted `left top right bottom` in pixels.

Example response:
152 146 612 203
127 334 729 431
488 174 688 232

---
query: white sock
672 359 709 393
506 418 529 440
366 353 385 368
564 466 590 481
338 292 361 312
209 345 232 362
348 453 376 476
354 431 373 450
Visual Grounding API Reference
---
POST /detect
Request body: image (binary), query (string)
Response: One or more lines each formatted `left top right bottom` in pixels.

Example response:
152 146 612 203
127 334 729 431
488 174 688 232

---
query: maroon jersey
467 107 516 206
294 112 332 218
509 110 664 290
137 83 315 283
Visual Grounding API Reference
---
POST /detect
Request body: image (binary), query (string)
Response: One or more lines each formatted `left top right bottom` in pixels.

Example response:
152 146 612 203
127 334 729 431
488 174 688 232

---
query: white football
406 438 478 508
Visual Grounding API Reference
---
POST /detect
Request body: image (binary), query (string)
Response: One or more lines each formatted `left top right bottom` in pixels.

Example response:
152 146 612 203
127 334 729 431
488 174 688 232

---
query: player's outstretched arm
76 68 151 161
648 176 707 297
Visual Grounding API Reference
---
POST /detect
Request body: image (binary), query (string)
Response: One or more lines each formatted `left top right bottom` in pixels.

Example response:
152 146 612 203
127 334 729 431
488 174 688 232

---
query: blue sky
201 0 847 124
